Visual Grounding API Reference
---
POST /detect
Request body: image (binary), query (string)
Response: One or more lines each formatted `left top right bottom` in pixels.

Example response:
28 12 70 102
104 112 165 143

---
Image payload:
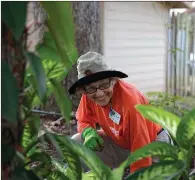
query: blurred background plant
147 91 195 117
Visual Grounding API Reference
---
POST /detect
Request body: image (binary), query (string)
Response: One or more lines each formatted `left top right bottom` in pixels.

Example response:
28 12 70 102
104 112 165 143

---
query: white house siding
102 2 169 93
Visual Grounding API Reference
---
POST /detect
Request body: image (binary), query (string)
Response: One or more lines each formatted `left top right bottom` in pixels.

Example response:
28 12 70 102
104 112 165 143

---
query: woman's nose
95 88 104 97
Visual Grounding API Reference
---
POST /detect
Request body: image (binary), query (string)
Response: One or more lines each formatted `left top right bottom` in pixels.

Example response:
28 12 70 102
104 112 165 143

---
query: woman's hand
82 127 104 151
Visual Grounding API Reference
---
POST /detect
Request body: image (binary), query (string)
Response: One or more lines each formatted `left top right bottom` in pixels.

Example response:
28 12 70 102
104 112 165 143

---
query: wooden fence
167 12 195 97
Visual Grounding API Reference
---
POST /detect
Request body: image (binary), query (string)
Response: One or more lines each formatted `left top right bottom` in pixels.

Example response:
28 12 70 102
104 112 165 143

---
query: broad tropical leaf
21 116 40 152
29 152 50 163
32 162 52 179
2 2 27 40
176 109 195 150
49 134 113 180
48 134 82 180
50 79 72 121
51 160 67 174
2 61 19 123
41 1 78 68
82 171 97 180
136 105 181 139
47 171 70 180
27 53 46 100
23 72 41 109
126 160 185 180
113 142 180 179
42 59 68 82
27 116 41 136
36 32 61 62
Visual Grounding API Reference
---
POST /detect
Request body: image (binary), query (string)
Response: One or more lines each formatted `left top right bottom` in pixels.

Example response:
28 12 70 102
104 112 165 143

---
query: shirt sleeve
76 94 97 133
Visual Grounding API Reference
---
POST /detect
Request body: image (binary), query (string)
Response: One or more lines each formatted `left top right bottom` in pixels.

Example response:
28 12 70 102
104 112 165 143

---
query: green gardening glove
82 127 104 151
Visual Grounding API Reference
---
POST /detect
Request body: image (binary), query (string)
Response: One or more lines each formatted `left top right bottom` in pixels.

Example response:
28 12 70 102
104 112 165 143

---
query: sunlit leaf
42 59 68 81
21 117 40 152
135 105 181 139
2 2 27 40
126 160 185 180
47 170 70 180
82 172 96 180
2 61 18 123
82 171 97 180
176 109 195 150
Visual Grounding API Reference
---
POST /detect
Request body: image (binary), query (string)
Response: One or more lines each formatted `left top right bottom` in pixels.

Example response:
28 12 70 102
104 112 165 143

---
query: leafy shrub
147 91 195 117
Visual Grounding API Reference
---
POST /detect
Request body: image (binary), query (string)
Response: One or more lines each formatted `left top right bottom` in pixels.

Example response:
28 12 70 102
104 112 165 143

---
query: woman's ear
111 77 118 87
75 87 85 96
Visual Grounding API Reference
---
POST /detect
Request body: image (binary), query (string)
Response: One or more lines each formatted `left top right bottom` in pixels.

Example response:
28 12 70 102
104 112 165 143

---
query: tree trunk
1 19 27 180
64 1 102 111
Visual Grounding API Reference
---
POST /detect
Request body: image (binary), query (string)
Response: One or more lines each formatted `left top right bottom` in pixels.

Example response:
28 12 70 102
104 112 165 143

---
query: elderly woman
69 52 171 173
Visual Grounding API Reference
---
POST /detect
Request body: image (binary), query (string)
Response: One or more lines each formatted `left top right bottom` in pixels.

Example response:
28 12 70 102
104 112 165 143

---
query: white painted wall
102 2 169 93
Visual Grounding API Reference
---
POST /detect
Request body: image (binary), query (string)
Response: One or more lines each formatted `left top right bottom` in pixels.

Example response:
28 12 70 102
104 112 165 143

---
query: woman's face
83 78 116 106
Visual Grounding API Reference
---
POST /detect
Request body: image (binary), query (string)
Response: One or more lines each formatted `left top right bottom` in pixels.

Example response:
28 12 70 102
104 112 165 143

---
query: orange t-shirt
76 80 161 173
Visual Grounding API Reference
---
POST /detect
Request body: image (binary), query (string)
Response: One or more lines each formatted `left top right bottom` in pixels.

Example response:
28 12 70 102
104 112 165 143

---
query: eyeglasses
84 79 111 94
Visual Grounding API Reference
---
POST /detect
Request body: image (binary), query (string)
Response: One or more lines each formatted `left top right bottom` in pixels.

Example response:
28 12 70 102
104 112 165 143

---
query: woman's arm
76 94 97 133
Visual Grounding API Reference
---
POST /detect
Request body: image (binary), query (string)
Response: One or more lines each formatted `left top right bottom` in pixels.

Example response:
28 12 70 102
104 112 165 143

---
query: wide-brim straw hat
68 51 128 94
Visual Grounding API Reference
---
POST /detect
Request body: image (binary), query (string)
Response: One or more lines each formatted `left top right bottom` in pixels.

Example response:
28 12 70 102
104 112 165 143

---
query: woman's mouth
96 96 106 101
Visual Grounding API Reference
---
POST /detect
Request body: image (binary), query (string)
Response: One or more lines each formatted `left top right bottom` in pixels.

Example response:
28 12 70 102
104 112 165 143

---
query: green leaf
127 160 185 180
37 43 61 62
2 144 16 164
2 61 18 123
82 172 97 180
48 134 82 180
36 32 61 62
11 167 39 180
42 59 68 81
48 134 112 180
2 2 27 40
29 152 50 163
50 79 72 121
113 142 180 178
47 171 70 180
176 109 195 150
32 162 52 178
51 160 67 175
169 48 184 54
21 119 39 151
21 123 32 148
27 116 41 137
28 53 46 100
135 105 181 139
41 2 78 68
23 73 40 109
